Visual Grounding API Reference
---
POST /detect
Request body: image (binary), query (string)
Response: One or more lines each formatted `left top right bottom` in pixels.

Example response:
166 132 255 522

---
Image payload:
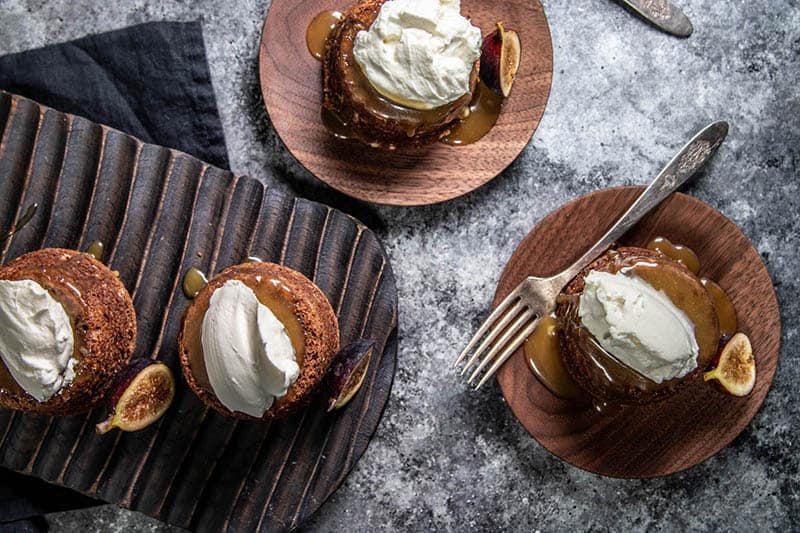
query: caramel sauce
85 241 104 262
306 10 342 61
647 236 700 274
701 278 738 337
440 82 503 146
183 276 306 397
1 203 38 244
523 315 581 400
647 236 737 340
182 268 208 299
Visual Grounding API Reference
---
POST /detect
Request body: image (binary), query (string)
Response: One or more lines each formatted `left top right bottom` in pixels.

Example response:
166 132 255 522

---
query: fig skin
479 22 521 97
96 359 175 434
324 340 375 412
704 333 756 397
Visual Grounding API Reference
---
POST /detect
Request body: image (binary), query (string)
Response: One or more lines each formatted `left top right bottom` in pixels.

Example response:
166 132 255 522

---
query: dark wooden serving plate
496 187 781 478
259 0 553 206
0 91 398 531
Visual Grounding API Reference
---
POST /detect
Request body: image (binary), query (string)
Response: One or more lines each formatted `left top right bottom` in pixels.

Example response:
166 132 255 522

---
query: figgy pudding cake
322 0 482 148
522 235 757 409
555 247 720 405
312 0 521 148
0 248 136 415
179 262 339 420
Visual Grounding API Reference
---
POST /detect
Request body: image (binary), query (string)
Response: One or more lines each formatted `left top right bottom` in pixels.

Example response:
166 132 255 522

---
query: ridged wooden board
495 187 781 478
0 91 398 531
259 0 553 206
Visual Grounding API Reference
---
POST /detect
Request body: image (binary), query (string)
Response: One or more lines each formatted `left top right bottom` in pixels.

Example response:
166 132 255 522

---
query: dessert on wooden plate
0 248 137 415
525 238 755 409
310 0 521 148
179 261 341 420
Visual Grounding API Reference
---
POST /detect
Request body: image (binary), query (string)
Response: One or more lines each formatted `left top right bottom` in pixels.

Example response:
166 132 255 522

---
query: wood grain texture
0 91 399 531
495 187 781 478
259 0 553 206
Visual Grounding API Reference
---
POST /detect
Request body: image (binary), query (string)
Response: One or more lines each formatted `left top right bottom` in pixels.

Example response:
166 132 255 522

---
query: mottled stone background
0 0 798 531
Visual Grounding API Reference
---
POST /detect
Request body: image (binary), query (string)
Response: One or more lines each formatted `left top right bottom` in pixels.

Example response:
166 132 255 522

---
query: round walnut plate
259 0 553 206
496 187 781 478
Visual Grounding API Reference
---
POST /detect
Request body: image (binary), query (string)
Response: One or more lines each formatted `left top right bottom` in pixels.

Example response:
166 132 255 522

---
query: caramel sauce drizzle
523 315 581 400
1 203 38 244
306 10 342 61
440 82 503 146
701 278 738 337
85 241 105 262
646 236 700 274
182 268 208 299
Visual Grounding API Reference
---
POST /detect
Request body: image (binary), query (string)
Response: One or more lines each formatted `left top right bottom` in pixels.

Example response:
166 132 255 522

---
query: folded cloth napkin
0 20 229 169
0 20 231 530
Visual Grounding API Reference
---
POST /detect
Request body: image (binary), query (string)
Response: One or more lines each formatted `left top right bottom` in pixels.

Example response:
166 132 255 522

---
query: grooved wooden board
259 0 554 206
0 91 398 531
496 187 781 478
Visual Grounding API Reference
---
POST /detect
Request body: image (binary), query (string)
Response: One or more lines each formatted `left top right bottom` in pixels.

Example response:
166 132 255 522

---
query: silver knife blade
619 0 694 38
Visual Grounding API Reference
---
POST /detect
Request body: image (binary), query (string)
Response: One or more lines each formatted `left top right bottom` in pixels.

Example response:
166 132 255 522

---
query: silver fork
454 121 729 389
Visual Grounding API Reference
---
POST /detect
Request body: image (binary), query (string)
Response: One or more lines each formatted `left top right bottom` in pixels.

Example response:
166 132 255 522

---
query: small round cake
556 247 720 405
0 248 137 415
322 0 482 148
178 262 340 420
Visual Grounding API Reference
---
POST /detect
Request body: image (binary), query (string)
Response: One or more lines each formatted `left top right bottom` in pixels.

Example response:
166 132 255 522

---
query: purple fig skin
106 358 157 410
324 340 375 412
480 27 504 95
479 22 521 98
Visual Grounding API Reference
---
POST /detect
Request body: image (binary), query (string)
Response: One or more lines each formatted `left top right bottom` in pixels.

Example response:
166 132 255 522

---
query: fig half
704 333 756 397
96 359 175 434
479 22 521 97
324 340 375 412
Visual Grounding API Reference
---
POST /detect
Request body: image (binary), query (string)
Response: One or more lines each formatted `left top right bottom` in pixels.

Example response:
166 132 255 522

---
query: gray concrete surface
1 0 798 531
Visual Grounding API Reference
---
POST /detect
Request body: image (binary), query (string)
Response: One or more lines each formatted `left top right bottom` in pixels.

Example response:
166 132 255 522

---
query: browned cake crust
0 248 137 415
178 262 340 420
556 247 719 405
322 0 479 148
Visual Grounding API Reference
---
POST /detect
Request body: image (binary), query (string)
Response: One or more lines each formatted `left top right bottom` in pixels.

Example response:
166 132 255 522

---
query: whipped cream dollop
352 0 482 110
578 271 699 384
201 280 299 417
0 279 77 401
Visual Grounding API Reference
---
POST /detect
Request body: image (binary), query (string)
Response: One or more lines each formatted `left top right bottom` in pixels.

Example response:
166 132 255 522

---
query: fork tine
474 317 541 389
459 299 526 376
453 284 524 368
466 308 535 384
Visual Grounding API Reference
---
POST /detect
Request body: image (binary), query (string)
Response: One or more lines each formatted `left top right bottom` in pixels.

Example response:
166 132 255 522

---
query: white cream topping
352 0 482 110
578 271 699 384
201 280 299 417
0 279 77 401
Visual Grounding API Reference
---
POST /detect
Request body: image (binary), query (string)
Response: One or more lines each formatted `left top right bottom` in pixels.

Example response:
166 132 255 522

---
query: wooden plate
495 187 781 478
259 0 553 206
0 91 398 531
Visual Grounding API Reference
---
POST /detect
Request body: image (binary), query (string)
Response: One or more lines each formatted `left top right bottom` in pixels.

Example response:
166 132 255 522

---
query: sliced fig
703 333 756 397
324 340 375 412
479 22 521 98
96 359 175 434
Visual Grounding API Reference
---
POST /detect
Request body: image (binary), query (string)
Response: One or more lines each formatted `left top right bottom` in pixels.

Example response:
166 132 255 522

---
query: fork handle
552 121 729 288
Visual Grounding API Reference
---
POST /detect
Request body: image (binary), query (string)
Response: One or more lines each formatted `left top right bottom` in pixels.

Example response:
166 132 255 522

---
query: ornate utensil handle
555 121 728 286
